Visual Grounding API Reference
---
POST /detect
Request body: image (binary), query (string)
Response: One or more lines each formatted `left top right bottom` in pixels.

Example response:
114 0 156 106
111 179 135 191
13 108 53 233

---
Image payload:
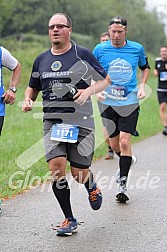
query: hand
96 91 107 102
137 85 146 100
73 89 91 105
22 98 33 112
2 90 16 105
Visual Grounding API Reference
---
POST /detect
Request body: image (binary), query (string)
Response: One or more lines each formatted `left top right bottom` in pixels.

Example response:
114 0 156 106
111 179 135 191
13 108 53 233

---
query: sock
119 156 132 178
52 178 74 220
108 146 113 152
84 171 96 193
115 152 121 157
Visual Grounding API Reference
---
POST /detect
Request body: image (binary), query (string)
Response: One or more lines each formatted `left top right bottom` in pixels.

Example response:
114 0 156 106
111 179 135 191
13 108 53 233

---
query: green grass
0 44 162 198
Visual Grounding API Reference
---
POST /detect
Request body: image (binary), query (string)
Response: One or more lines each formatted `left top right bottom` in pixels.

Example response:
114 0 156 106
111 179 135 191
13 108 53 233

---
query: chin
53 41 60 45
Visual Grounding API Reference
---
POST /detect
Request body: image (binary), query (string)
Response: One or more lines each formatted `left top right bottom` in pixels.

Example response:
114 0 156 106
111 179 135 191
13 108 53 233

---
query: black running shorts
100 104 140 138
157 91 167 104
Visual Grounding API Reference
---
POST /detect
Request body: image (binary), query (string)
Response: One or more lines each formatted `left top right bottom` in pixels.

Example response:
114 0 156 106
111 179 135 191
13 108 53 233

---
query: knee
119 138 129 150
111 143 119 152
71 169 89 184
48 158 66 180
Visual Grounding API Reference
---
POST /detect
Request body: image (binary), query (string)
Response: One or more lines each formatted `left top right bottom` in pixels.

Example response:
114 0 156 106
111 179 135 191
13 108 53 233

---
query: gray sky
145 0 167 34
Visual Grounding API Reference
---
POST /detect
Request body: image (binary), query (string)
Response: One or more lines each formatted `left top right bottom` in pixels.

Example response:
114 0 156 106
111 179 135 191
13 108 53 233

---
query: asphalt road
0 133 167 252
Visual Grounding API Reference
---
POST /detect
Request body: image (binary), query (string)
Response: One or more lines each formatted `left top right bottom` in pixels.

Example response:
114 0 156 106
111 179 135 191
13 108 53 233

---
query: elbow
17 62 22 72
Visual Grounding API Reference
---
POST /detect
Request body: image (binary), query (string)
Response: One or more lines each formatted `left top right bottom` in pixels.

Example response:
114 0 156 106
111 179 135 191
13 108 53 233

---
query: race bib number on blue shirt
160 72 167 81
107 85 128 100
50 123 79 143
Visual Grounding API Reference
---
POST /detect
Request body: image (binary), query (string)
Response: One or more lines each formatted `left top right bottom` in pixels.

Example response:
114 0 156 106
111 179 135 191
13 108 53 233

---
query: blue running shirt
93 39 147 106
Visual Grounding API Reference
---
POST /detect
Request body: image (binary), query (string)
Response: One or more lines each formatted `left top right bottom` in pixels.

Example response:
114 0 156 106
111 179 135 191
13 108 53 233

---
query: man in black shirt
22 13 110 236
154 46 167 135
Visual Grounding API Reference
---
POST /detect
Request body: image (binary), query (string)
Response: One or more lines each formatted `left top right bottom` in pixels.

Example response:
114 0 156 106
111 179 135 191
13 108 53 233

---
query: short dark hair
52 13 72 27
160 46 167 49
110 16 127 28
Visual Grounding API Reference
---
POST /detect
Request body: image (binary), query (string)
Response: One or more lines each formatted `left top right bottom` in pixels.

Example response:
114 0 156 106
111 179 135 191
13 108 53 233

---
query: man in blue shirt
93 16 150 203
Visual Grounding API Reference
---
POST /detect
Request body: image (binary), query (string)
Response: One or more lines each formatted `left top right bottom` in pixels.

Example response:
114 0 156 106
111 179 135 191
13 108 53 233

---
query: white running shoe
131 155 137 168
115 155 137 183
116 176 129 203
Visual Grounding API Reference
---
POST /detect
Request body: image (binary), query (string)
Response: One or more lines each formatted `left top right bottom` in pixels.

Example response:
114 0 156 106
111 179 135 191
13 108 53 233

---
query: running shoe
105 150 114 160
115 155 137 183
88 187 102 210
56 218 78 236
116 176 129 203
162 127 167 136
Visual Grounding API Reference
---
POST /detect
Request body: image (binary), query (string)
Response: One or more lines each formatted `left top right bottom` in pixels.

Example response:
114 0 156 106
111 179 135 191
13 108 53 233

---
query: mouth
53 33 59 38
113 39 119 43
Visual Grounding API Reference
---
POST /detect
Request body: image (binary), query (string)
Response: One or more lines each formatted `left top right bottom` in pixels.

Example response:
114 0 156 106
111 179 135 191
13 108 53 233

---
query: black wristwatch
9 87 17 93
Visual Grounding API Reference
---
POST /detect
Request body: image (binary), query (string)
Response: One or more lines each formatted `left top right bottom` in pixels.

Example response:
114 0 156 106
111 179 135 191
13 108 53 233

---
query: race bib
107 85 128 100
160 72 167 81
50 123 79 143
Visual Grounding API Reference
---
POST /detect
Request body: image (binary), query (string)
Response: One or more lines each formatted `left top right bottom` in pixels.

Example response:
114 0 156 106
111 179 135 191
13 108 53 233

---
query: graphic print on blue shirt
107 58 133 100
93 39 147 106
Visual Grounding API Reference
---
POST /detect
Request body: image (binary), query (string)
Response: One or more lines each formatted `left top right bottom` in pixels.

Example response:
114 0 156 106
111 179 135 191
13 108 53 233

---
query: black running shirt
29 45 107 128
155 58 167 90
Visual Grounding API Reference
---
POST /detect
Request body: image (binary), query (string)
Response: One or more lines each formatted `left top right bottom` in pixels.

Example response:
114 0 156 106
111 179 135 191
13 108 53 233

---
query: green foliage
0 0 166 54
0 42 163 198
71 32 95 50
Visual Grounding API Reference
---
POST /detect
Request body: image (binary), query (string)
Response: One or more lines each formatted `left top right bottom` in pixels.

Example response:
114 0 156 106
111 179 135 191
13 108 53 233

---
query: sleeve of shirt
154 59 158 70
90 53 107 81
138 45 150 69
29 58 42 91
92 44 100 60
80 47 107 82
1 46 18 70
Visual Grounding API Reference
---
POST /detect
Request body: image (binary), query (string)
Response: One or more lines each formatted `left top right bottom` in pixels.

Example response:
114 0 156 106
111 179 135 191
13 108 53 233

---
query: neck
51 42 72 55
111 40 126 48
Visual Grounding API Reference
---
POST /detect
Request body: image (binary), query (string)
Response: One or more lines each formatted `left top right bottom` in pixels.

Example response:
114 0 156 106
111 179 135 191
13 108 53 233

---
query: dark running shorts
97 101 106 126
43 120 95 169
100 104 140 138
0 116 4 136
157 91 167 104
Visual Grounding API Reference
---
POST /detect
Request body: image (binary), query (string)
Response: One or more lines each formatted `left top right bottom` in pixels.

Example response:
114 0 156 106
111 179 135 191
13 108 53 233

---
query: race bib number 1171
50 123 79 143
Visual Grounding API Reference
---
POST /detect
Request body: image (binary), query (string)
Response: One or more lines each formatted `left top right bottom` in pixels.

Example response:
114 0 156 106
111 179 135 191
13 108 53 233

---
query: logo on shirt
51 61 62 71
108 58 132 85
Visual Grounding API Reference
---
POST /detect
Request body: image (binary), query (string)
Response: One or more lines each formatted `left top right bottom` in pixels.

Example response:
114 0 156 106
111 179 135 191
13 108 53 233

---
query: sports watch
9 87 17 93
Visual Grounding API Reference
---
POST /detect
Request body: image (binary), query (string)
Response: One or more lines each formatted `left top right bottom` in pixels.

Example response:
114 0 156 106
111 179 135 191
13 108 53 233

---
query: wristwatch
9 87 17 93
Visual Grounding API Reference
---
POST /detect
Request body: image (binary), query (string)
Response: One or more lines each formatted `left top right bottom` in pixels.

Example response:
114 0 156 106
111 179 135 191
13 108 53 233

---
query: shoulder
0 46 11 57
74 45 97 62
75 45 92 56
155 57 161 62
93 41 110 59
93 40 110 51
126 40 144 51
